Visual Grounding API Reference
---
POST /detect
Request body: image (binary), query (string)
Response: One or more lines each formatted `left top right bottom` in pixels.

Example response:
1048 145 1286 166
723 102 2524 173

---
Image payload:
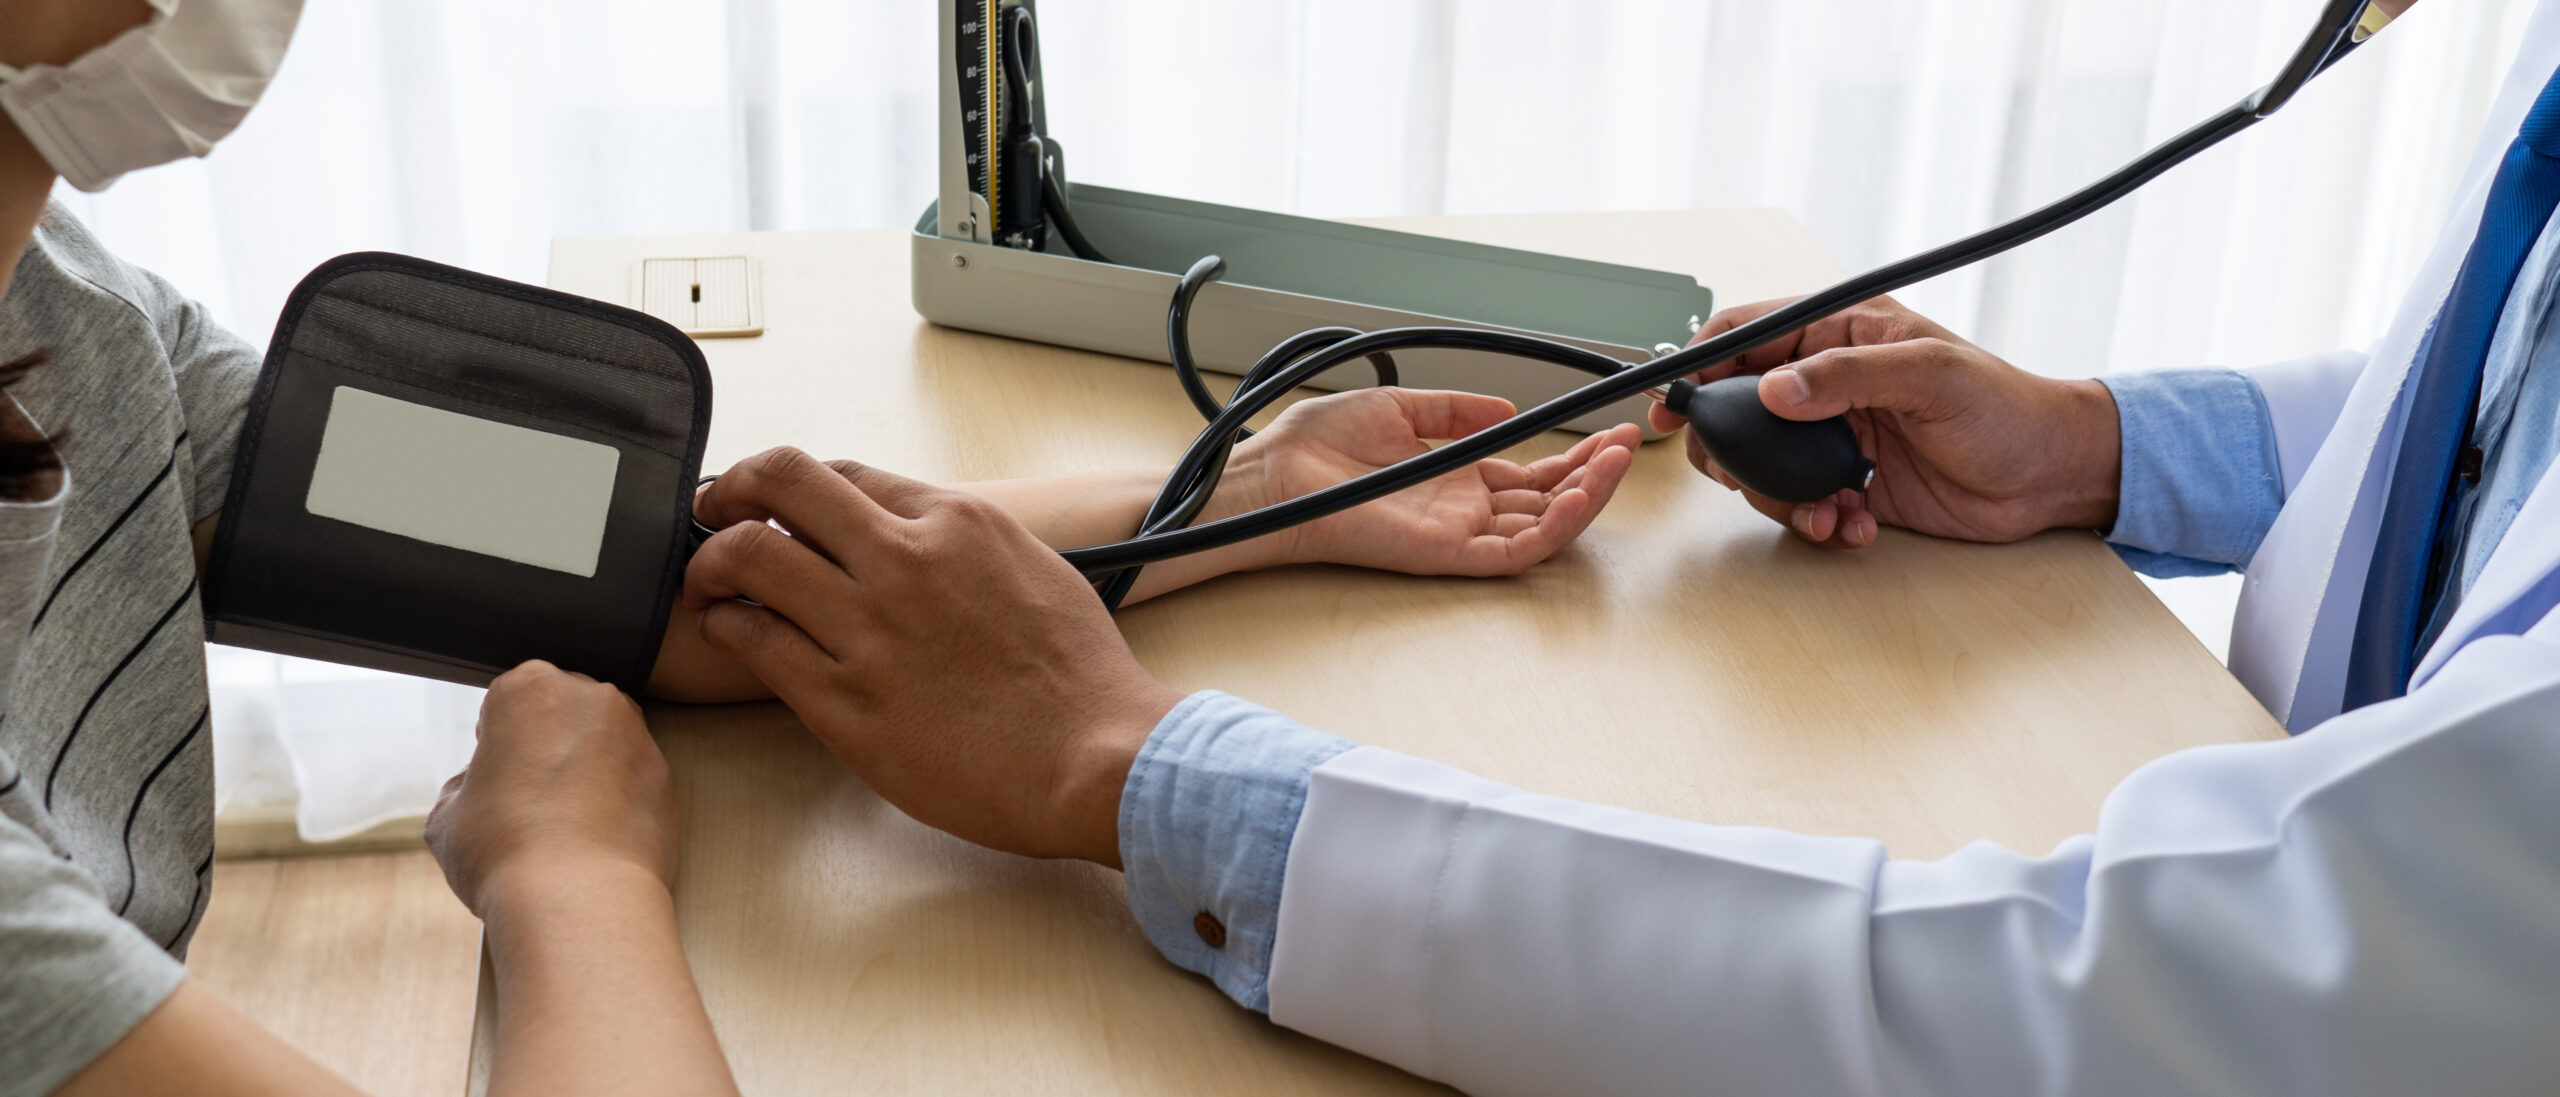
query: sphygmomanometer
199 0 2391 685
910 0 2401 606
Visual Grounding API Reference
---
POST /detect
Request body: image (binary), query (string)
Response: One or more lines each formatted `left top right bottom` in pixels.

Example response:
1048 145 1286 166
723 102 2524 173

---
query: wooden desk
475 210 2281 1095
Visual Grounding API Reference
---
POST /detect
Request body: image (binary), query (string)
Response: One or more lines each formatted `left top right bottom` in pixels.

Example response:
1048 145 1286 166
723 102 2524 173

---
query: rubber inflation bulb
1665 376 1876 503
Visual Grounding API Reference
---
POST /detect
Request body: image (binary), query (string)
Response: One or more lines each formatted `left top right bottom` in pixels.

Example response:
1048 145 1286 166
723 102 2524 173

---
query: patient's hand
1227 388 1639 577
426 662 678 915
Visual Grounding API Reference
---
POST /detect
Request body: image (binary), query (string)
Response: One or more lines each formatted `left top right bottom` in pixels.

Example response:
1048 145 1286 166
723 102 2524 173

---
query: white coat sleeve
1266 607 2560 1097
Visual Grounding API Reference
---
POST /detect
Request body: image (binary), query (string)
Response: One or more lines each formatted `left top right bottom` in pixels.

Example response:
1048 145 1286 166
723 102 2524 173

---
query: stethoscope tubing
1049 0 2370 576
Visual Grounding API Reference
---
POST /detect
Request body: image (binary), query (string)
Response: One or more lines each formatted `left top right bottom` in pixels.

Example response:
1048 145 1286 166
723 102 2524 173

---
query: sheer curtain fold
49 0 2528 834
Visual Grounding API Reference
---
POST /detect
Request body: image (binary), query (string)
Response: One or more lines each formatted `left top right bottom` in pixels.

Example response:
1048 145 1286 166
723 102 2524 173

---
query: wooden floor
189 851 483 1097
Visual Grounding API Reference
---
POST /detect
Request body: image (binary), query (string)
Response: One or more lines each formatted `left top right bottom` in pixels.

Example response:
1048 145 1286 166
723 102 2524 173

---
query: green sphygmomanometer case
202 252 712 694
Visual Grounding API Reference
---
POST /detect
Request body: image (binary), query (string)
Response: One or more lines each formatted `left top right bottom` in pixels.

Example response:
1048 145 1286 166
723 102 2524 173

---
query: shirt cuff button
1193 912 1227 949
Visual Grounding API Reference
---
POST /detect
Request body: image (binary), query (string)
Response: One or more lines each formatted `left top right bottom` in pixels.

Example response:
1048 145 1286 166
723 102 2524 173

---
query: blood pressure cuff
202 252 712 693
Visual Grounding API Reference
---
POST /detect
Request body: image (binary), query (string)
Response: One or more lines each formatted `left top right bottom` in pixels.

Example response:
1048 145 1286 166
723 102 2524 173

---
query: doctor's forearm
1237 626 2560 1095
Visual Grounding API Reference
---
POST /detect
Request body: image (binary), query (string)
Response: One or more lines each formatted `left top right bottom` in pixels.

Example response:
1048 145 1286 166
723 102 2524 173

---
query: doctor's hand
685 448 1179 866
1647 295 2123 548
1231 387 1639 576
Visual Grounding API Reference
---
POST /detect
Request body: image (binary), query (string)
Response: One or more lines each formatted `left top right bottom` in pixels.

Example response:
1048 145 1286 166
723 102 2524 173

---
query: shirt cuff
2108 544 2252 579
2098 367 2287 575
1117 690 1354 1013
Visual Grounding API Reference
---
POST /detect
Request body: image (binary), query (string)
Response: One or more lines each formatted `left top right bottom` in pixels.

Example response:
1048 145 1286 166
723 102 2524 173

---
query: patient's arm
650 387 1637 703
199 386 1640 705
59 663 734 1097
963 386 1642 597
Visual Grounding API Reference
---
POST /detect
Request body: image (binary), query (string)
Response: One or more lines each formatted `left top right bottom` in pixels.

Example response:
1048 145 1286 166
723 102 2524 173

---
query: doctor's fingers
695 599 841 697
1738 485 1877 549
1678 296 1854 380
683 521 866 650
1680 428 1747 491
695 447 912 563
1648 401 1685 433
1763 338 1980 423
1680 295 1951 385
817 458 952 521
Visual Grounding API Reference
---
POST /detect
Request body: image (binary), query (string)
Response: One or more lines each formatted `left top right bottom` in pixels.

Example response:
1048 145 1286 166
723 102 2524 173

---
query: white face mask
0 0 305 192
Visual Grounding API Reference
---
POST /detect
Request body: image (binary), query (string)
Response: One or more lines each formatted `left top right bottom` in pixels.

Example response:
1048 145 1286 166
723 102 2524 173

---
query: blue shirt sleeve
2097 367 2288 577
1117 690 1353 1013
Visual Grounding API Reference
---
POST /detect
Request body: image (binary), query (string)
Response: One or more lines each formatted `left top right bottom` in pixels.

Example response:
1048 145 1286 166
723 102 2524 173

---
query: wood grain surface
459 210 2286 1096
192 852 481 1097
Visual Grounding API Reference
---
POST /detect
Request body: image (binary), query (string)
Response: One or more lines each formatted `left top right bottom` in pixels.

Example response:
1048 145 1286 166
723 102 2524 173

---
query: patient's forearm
954 463 1284 605
480 857 737 1097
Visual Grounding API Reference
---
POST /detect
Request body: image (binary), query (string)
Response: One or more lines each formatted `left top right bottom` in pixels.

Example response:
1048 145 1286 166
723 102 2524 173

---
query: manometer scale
949 0 1049 249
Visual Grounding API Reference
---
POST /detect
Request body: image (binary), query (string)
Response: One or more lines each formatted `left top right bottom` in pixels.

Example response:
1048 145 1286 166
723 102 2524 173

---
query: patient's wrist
1152 446 1297 580
479 852 671 933
1203 443 1306 569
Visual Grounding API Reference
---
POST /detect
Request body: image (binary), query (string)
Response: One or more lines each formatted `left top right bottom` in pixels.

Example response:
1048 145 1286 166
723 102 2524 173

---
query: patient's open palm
1239 388 1638 577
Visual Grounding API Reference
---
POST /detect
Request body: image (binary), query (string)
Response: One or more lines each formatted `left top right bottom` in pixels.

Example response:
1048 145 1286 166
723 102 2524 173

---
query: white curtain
51 0 2534 835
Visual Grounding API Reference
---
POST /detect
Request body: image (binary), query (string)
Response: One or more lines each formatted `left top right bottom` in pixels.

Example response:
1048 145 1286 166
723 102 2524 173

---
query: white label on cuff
305 386 621 578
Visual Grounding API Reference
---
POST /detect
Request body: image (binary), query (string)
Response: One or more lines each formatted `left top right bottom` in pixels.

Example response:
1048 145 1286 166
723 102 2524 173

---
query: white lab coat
2237 4 2560 732
1259 11 2560 1096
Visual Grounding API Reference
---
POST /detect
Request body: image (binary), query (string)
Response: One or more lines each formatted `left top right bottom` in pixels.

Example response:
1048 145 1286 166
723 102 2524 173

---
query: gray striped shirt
0 204 254 1094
